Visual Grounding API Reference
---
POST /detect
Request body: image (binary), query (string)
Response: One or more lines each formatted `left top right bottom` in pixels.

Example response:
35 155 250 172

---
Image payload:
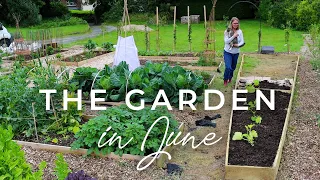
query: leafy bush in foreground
0 126 46 179
71 105 179 156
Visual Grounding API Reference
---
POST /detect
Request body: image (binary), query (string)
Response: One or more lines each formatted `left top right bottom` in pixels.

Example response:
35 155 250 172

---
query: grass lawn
6 24 90 38
65 20 305 53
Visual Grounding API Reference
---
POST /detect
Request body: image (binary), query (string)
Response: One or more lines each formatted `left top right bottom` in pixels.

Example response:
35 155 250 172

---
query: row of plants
0 126 96 179
54 40 113 63
0 60 82 138
232 80 262 146
69 61 208 106
309 24 320 73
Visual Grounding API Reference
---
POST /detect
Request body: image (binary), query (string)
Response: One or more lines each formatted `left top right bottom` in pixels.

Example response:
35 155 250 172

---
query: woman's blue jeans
224 50 239 81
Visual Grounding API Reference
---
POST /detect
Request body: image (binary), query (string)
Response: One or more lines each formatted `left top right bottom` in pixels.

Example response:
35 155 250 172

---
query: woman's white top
224 29 244 54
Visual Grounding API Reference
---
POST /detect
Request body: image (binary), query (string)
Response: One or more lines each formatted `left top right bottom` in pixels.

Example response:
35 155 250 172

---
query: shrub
259 0 319 31
102 0 123 22
40 0 70 18
7 0 41 26
70 10 95 23
35 17 87 29
0 125 47 179
296 0 320 30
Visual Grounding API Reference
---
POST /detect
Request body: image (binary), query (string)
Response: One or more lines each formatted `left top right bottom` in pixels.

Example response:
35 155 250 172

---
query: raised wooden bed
51 51 111 67
224 54 300 180
139 56 199 61
15 123 185 168
139 57 222 71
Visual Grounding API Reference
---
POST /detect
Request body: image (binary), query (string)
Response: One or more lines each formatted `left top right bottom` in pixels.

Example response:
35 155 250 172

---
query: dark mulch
9 50 68 61
259 80 291 90
228 90 291 167
15 132 76 147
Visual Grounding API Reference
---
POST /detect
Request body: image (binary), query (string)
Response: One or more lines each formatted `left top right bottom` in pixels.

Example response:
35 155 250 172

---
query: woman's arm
224 30 236 44
237 30 245 47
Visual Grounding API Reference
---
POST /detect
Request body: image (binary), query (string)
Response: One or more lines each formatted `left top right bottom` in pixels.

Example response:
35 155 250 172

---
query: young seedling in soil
248 101 262 124
232 124 258 146
246 80 262 124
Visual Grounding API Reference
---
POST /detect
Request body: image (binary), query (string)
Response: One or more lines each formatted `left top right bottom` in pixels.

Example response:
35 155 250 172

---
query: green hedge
176 0 256 21
70 10 96 23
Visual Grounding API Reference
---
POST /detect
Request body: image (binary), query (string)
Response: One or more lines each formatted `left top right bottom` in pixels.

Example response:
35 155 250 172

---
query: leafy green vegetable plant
46 46 55 55
232 124 258 146
71 105 179 156
54 153 71 180
0 126 47 179
84 39 97 51
102 42 113 52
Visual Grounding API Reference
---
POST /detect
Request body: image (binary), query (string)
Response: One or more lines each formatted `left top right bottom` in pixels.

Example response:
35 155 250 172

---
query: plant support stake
173 6 177 52
188 6 191 52
156 6 160 52
32 102 39 141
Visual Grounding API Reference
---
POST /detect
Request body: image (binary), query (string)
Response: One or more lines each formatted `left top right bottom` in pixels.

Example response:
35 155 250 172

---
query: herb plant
66 170 97 180
54 153 71 180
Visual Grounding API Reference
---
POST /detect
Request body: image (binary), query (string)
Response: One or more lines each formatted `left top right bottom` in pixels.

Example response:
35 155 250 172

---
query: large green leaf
110 73 122 87
99 76 113 90
176 74 187 88
131 73 142 87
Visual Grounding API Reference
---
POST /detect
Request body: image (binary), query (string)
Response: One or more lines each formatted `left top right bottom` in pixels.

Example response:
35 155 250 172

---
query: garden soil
242 54 297 80
228 90 291 167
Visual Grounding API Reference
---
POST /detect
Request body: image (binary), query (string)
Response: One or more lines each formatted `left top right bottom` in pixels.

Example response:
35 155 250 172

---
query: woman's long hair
227 17 240 31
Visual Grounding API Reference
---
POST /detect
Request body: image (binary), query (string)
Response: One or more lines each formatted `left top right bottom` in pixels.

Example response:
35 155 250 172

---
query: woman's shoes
224 79 232 86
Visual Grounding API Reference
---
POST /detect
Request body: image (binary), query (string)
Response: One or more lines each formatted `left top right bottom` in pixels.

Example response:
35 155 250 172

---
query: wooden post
156 6 160 52
173 6 176 52
32 102 39 142
204 5 207 29
188 6 191 52
213 0 218 60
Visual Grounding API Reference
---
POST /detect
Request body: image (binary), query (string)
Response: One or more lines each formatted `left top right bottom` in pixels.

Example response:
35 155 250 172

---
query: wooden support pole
32 102 39 142
156 6 160 52
173 6 176 52
204 5 207 29
188 6 191 52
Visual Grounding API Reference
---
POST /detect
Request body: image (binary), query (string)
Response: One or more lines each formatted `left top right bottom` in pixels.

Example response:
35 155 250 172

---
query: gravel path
277 35 320 180
23 146 166 180
59 25 116 44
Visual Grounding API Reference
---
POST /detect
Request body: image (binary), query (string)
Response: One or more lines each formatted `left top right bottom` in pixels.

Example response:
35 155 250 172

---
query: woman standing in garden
223 17 245 86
